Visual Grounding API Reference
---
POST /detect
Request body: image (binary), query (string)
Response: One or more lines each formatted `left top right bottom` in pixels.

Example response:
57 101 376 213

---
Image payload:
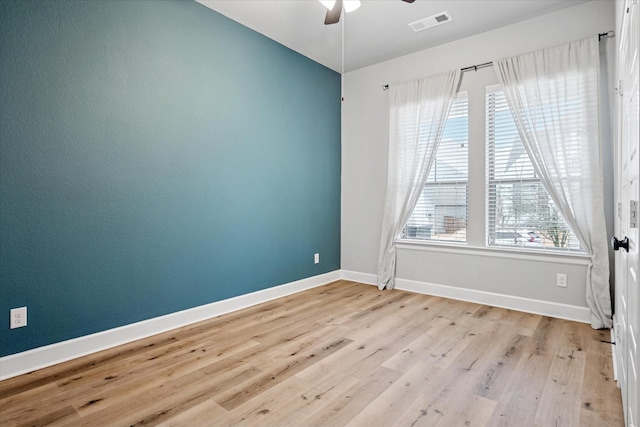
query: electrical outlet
557 273 567 288
10 307 27 329
314 253 320 264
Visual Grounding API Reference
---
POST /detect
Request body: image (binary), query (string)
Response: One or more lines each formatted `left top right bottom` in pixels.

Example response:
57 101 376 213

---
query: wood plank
388 330 507 426
534 346 587 426
68 364 260 426
214 336 353 410
392 392 496 427
208 375 309 426
474 333 530 401
382 315 481 372
344 361 443 427
221 373 359 426
579 326 624 426
525 316 568 356
484 352 551 426
156 399 227 427
300 366 402 426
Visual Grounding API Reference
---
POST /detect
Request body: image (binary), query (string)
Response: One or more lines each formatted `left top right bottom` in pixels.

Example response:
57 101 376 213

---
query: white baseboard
0 270 341 380
339 270 590 323
394 277 591 324
611 317 619 384
340 270 377 286
1 269 591 381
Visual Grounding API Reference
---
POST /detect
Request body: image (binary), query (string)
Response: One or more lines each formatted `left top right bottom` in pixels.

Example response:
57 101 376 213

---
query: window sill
395 240 590 265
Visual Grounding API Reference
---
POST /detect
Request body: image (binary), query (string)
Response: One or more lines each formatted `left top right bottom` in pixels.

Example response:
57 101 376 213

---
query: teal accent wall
0 0 341 357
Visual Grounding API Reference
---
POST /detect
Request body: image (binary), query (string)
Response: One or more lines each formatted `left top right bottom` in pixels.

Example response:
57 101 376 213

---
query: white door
614 1 639 425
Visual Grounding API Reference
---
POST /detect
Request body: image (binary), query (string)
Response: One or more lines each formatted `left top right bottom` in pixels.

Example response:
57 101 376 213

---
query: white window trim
395 240 590 265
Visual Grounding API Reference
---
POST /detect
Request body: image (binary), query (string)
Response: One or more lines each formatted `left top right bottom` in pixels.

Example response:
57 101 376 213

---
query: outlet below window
557 273 567 288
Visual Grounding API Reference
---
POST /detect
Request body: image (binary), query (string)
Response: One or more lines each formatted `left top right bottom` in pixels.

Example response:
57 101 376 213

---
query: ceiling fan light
344 0 361 13
319 0 336 11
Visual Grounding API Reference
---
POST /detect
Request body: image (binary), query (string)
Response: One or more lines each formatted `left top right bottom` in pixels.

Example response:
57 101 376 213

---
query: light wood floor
0 280 624 426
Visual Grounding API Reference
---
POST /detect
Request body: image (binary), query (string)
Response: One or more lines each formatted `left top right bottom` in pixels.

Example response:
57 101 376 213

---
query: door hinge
630 200 638 228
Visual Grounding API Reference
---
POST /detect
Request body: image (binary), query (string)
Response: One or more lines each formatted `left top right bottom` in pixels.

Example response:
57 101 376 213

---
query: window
486 87 582 251
400 83 585 254
404 93 468 242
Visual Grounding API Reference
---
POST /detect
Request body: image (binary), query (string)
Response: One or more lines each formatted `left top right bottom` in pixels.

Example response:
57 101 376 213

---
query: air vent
409 11 452 32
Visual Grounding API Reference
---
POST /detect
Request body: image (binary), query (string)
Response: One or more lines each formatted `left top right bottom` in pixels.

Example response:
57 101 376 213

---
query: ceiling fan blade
324 0 343 25
402 0 415 3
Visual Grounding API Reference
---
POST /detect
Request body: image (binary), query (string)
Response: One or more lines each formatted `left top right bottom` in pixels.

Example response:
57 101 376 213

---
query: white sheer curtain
494 37 612 329
377 70 460 290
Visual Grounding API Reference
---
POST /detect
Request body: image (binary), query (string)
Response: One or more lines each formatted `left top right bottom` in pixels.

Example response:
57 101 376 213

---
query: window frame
397 77 587 259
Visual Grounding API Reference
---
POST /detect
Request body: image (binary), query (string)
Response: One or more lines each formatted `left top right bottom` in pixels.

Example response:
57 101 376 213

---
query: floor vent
409 11 452 32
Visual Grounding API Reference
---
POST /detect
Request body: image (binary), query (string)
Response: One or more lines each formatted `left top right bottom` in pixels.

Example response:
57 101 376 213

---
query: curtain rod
381 60 492 91
382 30 615 91
599 30 615 41
460 61 493 73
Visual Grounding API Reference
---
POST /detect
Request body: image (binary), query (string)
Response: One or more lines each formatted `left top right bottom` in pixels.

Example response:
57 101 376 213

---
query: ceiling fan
321 0 415 25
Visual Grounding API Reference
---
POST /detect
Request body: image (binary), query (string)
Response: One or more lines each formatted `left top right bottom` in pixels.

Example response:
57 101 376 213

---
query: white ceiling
195 0 592 73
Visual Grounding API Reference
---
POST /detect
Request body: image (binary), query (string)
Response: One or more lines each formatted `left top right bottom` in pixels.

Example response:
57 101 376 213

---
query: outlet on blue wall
0 0 341 357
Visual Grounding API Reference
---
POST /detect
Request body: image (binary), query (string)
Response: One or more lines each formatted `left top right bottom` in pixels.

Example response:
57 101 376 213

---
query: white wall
342 0 616 312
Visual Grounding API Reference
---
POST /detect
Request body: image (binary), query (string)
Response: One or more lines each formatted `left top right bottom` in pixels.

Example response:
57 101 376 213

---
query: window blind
404 92 468 242
486 87 582 251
